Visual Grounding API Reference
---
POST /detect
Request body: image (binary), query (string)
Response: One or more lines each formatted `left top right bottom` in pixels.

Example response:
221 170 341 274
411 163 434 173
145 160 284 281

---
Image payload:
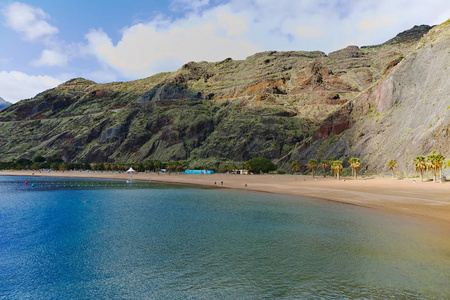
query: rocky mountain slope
284 21 450 173
0 22 447 173
0 97 12 110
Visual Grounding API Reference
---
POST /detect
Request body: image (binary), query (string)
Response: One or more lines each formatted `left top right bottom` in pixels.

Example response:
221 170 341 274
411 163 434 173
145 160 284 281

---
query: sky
0 0 449 103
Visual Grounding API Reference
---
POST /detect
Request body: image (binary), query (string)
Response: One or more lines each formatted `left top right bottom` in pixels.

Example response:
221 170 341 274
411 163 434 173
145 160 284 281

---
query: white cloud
1 2 70 69
2 0 444 85
31 49 68 67
216 10 248 36
81 0 450 80
293 25 323 39
358 15 396 32
84 7 259 78
226 0 450 52
0 71 62 103
2 2 58 41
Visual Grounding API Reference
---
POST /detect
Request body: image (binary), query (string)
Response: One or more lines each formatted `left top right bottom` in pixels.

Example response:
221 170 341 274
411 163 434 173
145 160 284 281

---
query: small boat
126 180 132 183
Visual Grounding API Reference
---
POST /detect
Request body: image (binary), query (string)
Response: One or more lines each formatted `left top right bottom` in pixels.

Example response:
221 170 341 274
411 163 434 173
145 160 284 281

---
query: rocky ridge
284 20 450 173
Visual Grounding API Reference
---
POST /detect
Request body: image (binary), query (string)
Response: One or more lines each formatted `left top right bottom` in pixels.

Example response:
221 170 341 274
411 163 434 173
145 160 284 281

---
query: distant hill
0 97 12 110
0 21 447 175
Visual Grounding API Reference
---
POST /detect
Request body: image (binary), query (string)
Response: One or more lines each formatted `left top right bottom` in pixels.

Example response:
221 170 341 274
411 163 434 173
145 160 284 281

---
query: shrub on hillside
246 158 277 174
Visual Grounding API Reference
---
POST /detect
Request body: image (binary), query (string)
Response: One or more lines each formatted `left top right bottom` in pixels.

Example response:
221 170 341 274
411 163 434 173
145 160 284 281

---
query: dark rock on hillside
328 46 362 60
383 25 433 45
137 84 202 103
362 25 433 48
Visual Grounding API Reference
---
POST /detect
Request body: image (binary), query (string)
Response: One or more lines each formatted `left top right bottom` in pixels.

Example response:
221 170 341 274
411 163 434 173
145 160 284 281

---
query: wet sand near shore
2 170 450 228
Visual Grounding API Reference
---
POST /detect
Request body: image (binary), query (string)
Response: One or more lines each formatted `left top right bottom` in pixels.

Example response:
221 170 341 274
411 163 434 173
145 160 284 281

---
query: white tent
126 167 136 173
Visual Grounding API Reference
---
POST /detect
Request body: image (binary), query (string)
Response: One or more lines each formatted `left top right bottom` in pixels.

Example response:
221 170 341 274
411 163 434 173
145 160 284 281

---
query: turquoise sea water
0 176 449 299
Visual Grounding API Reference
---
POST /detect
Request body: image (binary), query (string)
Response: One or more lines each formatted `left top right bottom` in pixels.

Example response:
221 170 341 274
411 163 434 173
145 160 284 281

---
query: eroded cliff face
0 23 445 170
286 20 450 173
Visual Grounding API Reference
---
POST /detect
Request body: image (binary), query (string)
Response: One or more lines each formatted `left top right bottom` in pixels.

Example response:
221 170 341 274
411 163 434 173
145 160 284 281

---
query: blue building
185 169 214 175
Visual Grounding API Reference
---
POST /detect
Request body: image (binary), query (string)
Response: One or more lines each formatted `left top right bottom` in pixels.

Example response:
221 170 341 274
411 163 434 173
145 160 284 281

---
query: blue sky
1 0 449 103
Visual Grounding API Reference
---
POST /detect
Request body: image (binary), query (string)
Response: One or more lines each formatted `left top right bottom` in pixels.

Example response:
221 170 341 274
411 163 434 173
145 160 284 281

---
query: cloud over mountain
2 2 58 41
83 0 450 78
0 71 62 102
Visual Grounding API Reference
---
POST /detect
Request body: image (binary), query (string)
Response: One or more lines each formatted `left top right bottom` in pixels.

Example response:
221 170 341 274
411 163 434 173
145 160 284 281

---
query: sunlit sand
2 170 450 228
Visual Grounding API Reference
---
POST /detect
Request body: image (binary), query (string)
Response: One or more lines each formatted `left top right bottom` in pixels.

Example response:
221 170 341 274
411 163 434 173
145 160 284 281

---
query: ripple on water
0 176 449 299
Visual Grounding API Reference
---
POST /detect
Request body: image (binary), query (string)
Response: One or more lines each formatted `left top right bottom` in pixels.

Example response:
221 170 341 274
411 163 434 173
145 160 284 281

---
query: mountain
283 20 450 172
0 22 447 173
0 97 12 110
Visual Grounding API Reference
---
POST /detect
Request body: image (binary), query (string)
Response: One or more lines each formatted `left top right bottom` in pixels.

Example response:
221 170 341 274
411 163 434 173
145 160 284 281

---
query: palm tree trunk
420 171 423 182
337 171 340 181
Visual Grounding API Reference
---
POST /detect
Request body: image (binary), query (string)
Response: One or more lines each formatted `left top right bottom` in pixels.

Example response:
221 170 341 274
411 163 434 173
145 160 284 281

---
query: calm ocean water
0 176 449 299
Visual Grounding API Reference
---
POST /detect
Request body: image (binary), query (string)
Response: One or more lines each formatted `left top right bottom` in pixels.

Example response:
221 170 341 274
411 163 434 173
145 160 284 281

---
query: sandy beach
2 170 450 228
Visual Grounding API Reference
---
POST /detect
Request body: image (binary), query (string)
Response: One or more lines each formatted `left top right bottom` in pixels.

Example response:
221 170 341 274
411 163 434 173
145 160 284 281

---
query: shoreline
2 170 450 228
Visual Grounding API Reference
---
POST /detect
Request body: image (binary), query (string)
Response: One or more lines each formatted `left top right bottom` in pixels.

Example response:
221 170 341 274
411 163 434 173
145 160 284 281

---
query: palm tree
144 160 153 172
348 157 361 179
290 161 301 173
328 157 334 176
320 160 328 177
386 160 397 178
428 154 445 183
332 160 343 180
59 163 68 172
308 159 318 178
166 161 182 173
414 156 427 182
426 154 440 183
435 154 445 183
224 163 238 173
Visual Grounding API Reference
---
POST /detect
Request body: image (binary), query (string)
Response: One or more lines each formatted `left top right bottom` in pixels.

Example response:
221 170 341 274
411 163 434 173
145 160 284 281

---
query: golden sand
2 170 450 228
